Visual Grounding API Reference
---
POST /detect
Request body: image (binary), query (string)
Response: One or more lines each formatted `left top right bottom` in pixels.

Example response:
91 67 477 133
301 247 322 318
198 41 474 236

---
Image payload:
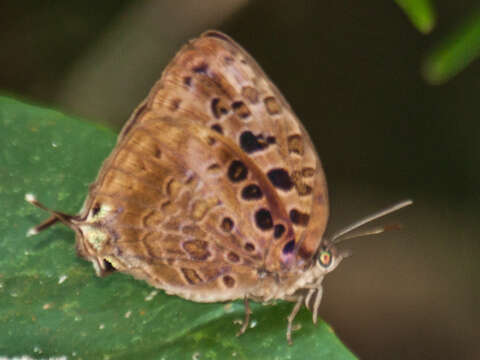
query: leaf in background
0 97 356 359
395 0 436 34
423 7 480 84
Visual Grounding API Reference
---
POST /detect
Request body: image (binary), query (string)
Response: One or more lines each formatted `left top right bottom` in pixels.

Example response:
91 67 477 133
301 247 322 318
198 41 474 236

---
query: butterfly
26 31 412 344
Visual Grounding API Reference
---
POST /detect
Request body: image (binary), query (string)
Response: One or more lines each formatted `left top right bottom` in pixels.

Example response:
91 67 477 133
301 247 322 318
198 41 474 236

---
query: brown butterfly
26 31 412 344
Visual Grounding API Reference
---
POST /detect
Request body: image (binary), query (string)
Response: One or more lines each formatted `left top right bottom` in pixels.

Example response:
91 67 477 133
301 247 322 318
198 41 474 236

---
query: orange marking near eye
321 252 331 265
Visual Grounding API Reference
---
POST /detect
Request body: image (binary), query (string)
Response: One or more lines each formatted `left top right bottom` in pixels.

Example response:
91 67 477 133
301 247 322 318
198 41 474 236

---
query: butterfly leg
312 286 323 325
236 297 251 336
286 296 304 345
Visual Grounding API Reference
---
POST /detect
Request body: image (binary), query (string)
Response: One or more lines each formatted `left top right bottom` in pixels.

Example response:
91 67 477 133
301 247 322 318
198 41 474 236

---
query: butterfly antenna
330 199 413 244
25 193 77 236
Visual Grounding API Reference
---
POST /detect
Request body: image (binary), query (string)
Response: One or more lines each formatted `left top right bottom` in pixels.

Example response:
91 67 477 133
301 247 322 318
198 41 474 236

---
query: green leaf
0 96 356 359
395 0 436 34
423 7 480 84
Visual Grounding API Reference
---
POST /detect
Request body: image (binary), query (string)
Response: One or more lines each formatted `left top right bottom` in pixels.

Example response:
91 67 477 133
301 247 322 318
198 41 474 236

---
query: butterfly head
312 199 414 277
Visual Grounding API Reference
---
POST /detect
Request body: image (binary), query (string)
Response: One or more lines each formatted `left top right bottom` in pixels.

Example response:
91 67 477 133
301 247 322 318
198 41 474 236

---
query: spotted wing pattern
86 31 329 302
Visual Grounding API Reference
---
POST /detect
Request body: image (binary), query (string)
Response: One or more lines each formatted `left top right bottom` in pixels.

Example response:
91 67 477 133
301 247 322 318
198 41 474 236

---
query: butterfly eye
318 250 332 268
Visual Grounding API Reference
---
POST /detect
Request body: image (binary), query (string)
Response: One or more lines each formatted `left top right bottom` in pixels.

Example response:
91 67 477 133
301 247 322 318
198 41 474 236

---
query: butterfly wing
84 31 329 301
122 31 329 271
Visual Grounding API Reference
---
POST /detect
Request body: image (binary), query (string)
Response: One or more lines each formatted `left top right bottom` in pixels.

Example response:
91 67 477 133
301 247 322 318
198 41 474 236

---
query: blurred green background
1 0 479 358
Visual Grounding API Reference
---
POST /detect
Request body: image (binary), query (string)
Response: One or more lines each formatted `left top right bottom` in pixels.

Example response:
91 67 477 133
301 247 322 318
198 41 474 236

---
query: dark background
2 1 479 358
